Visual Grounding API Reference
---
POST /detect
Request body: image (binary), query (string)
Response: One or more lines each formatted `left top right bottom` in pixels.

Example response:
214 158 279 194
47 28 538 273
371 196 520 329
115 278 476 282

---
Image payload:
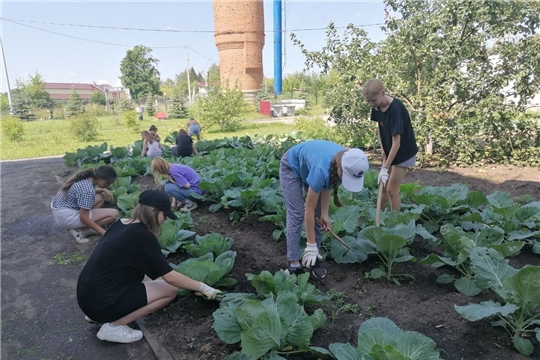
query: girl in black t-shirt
362 78 418 212
77 190 222 344
173 129 198 158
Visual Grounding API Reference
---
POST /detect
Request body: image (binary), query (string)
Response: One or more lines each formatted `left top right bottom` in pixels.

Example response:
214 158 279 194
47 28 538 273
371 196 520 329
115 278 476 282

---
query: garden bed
137 166 540 360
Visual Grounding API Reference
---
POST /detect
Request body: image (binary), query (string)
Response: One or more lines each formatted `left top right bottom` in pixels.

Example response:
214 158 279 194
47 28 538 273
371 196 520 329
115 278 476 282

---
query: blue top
287 140 345 193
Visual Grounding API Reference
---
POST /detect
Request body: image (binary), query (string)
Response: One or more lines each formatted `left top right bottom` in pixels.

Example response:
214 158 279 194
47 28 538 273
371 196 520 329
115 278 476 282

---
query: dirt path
0 158 156 359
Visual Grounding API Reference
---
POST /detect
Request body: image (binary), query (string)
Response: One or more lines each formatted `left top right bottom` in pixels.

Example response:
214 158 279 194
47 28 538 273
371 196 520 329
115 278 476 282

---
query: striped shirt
51 179 96 210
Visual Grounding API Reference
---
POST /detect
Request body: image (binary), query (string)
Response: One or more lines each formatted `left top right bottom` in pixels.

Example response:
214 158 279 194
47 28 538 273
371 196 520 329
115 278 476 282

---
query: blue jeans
163 182 196 202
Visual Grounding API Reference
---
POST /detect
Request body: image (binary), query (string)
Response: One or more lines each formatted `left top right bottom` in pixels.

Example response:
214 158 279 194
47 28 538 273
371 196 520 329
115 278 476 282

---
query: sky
1 1 387 91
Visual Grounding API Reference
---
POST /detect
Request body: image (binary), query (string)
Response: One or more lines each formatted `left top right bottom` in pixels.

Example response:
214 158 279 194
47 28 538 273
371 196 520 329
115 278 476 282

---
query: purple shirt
169 164 203 194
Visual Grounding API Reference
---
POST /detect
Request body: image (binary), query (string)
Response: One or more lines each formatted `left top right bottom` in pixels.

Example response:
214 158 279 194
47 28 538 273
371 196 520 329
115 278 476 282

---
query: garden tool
375 182 385 227
315 217 351 251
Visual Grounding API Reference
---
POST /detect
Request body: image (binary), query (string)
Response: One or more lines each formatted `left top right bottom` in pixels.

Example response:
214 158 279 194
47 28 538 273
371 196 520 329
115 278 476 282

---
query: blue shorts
188 124 201 136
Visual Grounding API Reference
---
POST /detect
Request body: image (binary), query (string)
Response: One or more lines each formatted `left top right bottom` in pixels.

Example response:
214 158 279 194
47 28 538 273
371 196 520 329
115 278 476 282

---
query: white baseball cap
341 149 369 192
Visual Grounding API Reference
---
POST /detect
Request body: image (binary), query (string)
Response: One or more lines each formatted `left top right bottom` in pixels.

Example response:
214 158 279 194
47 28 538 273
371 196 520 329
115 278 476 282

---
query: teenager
280 140 369 278
77 190 222 343
151 157 203 212
141 130 163 158
362 78 418 212
186 118 202 141
173 129 198 158
51 166 119 244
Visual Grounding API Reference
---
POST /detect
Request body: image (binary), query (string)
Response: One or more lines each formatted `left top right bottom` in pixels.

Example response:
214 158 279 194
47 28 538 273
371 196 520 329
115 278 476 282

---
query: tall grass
0 115 296 160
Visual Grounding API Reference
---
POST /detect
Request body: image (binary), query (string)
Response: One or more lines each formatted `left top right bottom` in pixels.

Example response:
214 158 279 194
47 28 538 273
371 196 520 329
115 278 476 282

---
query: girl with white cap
279 140 369 278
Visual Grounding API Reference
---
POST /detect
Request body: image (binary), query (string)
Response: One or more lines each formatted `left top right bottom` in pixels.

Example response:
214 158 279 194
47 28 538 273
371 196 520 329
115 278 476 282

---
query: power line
309 1 327 24
0 17 384 33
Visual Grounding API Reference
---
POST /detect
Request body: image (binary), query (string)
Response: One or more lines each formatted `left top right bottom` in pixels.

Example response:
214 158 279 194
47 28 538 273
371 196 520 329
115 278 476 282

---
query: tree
193 87 250 131
1 93 10 114
167 93 188 119
145 94 156 117
174 67 203 100
160 78 176 98
15 72 53 110
292 0 540 164
65 90 84 118
89 91 107 106
207 63 221 87
11 95 35 121
119 45 161 100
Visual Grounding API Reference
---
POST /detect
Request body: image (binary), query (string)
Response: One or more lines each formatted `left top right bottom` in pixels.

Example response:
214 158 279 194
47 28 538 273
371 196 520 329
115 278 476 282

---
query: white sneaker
84 315 100 324
180 200 198 213
67 229 89 244
96 323 143 343
81 228 99 237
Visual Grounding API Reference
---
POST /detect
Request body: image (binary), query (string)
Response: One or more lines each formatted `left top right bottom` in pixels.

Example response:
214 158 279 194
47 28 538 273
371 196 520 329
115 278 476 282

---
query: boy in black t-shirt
362 78 418 212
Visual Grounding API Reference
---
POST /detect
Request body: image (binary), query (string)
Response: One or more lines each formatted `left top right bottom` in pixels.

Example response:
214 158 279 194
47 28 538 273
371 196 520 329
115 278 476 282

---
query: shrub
145 94 156 117
65 90 84 118
193 86 250 131
1 116 25 142
70 113 100 141
120 99 133 113
168 94 188 119
123 110 139 133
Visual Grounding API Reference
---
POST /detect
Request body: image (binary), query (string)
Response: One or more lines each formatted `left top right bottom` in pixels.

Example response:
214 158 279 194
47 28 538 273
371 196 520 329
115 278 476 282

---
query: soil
138 164 540 360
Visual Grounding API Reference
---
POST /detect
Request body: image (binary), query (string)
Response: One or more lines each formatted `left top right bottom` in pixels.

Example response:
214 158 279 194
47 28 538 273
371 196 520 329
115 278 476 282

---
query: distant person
141 131 163 158
77 190 223 344
151 157 203 212
362 78 418 212
51 166 119 244
186 118 201 141
48 108 53 120
172 129 198 158
148 125 161 142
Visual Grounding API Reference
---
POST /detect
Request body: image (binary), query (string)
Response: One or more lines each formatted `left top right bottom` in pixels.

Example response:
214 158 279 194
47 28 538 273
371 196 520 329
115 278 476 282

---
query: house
44 83 126 102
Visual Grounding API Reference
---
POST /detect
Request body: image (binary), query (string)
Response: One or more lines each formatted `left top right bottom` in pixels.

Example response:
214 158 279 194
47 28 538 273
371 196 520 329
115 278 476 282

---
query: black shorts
77 283 148 323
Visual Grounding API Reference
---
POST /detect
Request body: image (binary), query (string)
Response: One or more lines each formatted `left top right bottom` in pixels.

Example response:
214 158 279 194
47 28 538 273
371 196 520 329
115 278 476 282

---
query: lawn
0 115 296 160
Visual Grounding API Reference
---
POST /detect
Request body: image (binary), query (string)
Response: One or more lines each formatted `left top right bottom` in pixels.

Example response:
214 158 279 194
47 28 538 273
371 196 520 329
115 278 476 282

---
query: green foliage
89 91 107 106
183 233 234 258
170 251 237 295
194 86 250 131
455 248 540 356
328 317 442 359
167 93 188 119
1 116 25 142
11 95 35 121
119 99 133 112
206 63 221 87
119 45 161 100
158 219 196 256
65 90 84 118
145 94 156 117
14 72 53 109
53 252 85 266
69 113 100 142
1 93 11 114
123 110 139 133
292 0 540 165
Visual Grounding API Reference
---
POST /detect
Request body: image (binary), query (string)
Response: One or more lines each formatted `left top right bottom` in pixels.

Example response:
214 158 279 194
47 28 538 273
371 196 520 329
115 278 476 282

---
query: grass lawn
0 115 297 160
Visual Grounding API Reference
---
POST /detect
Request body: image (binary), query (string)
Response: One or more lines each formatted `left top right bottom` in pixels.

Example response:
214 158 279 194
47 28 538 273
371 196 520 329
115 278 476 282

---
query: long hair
60 165 117 197
129 204 162 237
178 129 188 135
330 153 345 207
151 157 171 185
141 130 158 143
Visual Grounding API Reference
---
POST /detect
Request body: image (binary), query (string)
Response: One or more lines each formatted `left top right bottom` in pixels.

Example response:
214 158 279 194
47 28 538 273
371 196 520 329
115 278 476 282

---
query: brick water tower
213 0 265 102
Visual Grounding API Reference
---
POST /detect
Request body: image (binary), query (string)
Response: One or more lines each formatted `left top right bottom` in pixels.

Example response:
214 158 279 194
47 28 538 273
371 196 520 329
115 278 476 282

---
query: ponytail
330 159 344 207
60 168 95 197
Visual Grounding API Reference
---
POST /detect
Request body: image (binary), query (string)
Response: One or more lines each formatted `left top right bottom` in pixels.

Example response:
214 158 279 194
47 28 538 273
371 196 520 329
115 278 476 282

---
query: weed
53 252 84 266
327 289 360 325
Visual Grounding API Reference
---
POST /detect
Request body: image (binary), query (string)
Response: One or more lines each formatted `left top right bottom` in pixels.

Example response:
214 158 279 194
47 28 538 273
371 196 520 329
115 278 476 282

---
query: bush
2 116 25 142
123 110 139 133
193 87 250 131
70 113 100 141
146 94 156 117
65 90 84 118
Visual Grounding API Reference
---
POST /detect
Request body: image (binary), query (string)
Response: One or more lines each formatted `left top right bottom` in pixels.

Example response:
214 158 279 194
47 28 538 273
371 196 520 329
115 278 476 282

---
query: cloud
113 78 123 87
95 79 110 85
67 71 76 77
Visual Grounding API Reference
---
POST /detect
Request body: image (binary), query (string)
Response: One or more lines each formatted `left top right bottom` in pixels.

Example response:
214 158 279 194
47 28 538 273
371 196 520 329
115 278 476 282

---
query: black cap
139 190 177 220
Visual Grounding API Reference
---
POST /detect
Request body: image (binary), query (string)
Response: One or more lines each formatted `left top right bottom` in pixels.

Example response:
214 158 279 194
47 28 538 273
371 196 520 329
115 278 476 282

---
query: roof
44 83 96 90
49 94 92 100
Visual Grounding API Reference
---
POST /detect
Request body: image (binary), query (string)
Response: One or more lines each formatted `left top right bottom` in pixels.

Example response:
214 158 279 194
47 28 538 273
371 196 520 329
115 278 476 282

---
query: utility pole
0 36 13 113
167 27 192 105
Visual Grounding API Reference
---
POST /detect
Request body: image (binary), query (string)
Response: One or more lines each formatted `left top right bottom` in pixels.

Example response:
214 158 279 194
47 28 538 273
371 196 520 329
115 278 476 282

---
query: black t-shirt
370 98 418 165
77 220 172 314
175 133 194 156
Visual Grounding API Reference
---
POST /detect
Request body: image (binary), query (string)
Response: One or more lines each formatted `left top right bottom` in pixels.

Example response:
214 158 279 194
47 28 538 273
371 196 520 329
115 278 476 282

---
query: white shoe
81 228 99 237
67 229 89 244
96 323 143 343
180 200 198 213
84 315 100 324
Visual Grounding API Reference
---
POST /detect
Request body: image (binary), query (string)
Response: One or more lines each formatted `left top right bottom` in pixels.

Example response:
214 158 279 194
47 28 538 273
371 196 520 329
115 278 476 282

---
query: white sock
108 323 118 328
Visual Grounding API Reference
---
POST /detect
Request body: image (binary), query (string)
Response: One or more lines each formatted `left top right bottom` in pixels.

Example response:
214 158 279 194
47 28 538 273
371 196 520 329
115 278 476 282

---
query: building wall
213 0 265 95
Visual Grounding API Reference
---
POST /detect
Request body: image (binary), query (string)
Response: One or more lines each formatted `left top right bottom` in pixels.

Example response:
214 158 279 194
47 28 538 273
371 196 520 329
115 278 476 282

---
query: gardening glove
378 167 389 187
302 243 322 268
197 283 224 300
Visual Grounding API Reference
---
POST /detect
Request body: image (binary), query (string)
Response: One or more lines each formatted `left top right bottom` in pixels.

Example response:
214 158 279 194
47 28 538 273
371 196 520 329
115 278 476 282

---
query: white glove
198 283 220 300
302 243 322 268
378 168 389 187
